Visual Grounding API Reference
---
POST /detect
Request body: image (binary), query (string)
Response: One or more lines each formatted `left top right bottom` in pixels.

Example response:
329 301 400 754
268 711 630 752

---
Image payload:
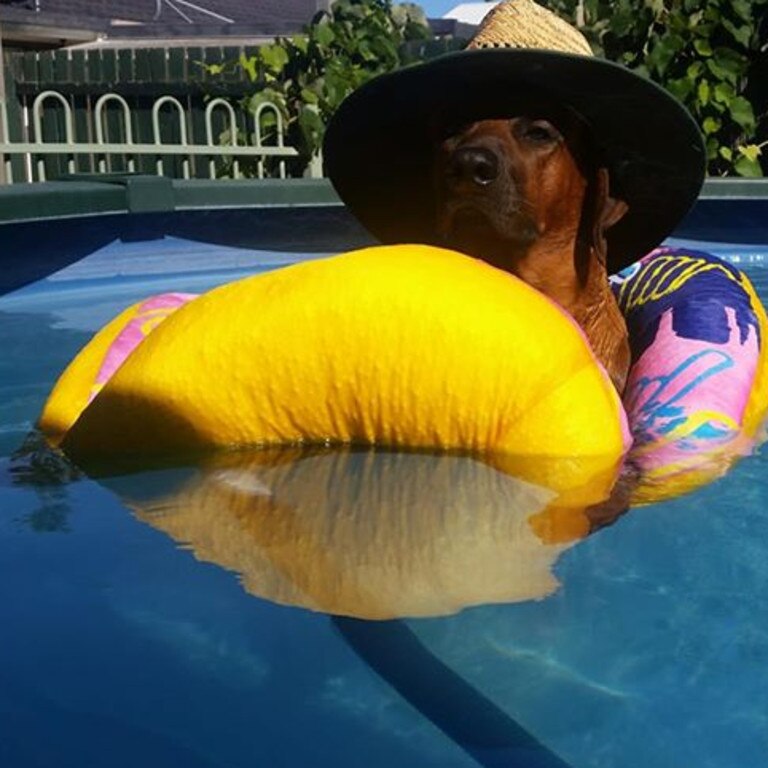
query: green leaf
734 154 763 177
371 35 399 63
665 7 688 33
710 100 727 115
610 8 635 36
730 0 753 21
713 81 736 103
738 144 762 163
703 6 721 22
648 33 684 76
702 116 721 134
291 35 309 54
246 88 287 120
718 146 732 161
238 54 260 82
693 38 712 56
666 77 694 101
697 79 711 106
260 45 290 74
729 96 755 129
298 104 324 136
314 22 336 48
706 58 734 86
300 87 319 104
257 111 277 131
722 19 751 47
712 45 749 69
358 39 377 61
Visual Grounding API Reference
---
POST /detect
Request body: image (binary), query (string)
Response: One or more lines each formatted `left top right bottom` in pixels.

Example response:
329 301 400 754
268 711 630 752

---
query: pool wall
1 176 767 295
0 178 372 294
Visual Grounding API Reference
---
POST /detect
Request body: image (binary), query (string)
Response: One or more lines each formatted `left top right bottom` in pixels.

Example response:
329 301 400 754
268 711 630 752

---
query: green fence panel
2 44 311 182
101 49 118 86
67 51 91 173
85 48 102 85
71 50 87 85
2 55 26 182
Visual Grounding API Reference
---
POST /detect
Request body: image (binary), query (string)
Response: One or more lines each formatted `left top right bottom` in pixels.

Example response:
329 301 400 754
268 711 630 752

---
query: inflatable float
39 243 768 507
614 246 768 502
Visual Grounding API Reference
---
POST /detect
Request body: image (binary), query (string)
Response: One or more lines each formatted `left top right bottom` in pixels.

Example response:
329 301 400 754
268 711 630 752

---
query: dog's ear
590 167 629 265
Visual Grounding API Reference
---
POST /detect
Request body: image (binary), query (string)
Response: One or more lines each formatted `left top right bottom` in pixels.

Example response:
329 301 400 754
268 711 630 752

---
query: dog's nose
447 147 499 186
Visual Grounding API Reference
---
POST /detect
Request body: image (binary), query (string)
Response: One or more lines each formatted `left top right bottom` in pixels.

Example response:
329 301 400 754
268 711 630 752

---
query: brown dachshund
434 110 631 392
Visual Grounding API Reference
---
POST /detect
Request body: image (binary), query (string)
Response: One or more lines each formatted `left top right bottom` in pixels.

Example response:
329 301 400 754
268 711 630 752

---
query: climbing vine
548 0 768 176
209 0 432 176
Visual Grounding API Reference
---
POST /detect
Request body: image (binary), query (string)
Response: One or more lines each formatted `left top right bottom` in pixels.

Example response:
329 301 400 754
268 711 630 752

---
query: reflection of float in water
105 448 621 620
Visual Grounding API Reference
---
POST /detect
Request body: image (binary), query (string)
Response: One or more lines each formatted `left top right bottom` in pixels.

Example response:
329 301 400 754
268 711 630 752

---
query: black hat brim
323 48 706 274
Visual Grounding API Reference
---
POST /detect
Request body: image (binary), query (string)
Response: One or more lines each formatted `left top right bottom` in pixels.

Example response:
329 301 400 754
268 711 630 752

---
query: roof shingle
1 0 330 25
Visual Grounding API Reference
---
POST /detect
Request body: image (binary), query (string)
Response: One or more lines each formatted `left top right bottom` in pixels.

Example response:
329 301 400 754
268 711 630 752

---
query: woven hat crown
468 0 593 57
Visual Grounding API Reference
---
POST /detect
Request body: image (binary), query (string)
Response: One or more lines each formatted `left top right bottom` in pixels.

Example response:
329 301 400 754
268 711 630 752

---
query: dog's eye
517 119 561 145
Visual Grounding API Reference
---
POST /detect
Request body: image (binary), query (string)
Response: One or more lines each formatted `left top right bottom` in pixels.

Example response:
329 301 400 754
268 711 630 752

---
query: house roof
0 0 332 47
442 2 499 25
0 4 105 47
0 1 469 50
1 0 331 25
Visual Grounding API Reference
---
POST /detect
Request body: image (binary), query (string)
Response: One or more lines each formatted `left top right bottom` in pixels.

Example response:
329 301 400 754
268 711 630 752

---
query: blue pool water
2 225 768 768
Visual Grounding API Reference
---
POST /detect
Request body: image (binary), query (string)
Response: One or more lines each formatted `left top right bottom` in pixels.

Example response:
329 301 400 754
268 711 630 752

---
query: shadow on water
334 617 573 768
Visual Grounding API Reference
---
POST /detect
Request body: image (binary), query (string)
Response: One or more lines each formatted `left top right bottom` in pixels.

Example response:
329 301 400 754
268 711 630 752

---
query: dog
433 108 631 393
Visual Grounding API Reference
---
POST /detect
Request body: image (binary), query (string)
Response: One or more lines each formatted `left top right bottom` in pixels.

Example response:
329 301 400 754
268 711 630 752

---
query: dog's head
433 109 628 279
434 108 632 392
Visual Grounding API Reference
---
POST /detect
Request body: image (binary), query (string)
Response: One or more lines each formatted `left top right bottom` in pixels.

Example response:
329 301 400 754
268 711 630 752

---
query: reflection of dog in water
106 449 624 620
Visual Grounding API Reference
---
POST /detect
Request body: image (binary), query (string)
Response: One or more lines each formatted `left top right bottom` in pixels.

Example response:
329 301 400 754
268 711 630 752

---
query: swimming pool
1 182 768 768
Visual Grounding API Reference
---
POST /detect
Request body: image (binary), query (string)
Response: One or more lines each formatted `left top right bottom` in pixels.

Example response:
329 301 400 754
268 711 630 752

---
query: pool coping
0 176 767 225
0 177 342 225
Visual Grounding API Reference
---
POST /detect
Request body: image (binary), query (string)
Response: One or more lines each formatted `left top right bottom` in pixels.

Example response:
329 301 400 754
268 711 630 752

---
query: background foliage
216 0 767 177
538 0 768 176
212 0 433 176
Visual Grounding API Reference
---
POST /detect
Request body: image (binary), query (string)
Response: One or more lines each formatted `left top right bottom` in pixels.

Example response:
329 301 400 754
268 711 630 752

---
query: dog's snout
447 146 499 186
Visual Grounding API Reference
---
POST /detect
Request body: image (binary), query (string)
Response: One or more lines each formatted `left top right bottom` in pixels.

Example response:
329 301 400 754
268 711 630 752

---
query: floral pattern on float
90 292 196 403
611 247 768 501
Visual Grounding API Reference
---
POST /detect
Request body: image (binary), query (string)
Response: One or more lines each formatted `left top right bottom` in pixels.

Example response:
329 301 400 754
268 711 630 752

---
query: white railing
0 89 323 183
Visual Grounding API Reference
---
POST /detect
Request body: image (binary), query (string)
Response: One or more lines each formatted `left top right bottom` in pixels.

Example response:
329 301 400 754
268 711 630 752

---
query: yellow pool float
40 245 629 490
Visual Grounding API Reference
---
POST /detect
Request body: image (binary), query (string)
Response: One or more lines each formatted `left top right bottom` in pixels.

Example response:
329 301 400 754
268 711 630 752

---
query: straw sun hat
323 0 706 274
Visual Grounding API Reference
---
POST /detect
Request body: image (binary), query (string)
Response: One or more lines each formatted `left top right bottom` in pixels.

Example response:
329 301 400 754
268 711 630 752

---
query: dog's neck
512 233 599 307
510 233 630 392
